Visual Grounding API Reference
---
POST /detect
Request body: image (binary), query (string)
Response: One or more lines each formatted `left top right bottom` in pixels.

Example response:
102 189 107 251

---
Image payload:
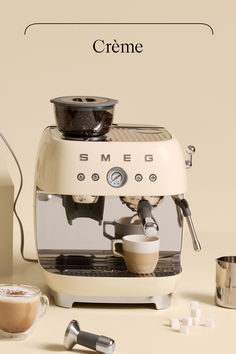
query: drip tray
39 251 181 278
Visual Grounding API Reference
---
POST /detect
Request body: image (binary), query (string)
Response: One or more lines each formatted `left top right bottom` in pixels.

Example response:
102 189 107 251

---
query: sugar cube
180 325 189 334
190 301 199 310
191 308 201 318
192 317 200 326
170 318 180 329
182 317 193 326
205 318 214 328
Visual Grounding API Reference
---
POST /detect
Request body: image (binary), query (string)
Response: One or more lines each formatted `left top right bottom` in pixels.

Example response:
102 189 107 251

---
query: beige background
0 3 236 354
0 1 236 257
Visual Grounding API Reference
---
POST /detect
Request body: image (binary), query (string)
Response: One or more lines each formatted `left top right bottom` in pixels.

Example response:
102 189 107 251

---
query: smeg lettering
80 154 153 162
123 154 131 161
79 154 88 161
145 155 153 162
101 154 111 162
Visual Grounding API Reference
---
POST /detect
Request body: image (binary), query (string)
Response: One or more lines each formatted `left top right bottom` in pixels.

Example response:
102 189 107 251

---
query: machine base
40 251 181 310
49 288 171 310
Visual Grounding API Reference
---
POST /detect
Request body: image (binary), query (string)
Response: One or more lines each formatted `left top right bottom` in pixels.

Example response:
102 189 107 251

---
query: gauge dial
107 167 127 188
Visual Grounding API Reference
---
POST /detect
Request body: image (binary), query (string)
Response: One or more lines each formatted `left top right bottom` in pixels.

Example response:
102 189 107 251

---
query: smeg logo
79 154 154 162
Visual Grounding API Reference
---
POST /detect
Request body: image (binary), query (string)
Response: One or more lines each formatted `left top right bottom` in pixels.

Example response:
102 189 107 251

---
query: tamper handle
77 331 115 354
77 331 98 350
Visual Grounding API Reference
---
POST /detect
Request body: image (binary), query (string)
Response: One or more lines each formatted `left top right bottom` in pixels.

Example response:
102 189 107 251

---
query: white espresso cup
0 284 49 340
112 234 160 274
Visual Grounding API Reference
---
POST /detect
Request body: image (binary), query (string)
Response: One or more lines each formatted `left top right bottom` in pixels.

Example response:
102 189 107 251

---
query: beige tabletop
0 231 235 354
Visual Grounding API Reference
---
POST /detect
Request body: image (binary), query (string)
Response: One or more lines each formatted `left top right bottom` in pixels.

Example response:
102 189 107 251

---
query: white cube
180 325 189 334
190 301 199 310
191 309 201 318
192 317 200 326
170 318 180 329
205 318 214 328
182 317 193 326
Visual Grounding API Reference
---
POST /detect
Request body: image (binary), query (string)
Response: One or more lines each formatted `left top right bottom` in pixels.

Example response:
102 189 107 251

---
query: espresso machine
34 96 200 309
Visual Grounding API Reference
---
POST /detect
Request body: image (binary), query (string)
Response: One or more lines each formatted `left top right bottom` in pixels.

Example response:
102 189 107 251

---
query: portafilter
120 196 162 237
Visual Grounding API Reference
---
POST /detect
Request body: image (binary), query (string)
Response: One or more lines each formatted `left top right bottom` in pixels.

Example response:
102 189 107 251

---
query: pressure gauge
107 167 127 188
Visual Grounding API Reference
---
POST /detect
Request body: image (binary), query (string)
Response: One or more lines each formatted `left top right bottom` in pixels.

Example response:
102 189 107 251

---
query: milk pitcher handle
39 294 49 318
103 221 116 240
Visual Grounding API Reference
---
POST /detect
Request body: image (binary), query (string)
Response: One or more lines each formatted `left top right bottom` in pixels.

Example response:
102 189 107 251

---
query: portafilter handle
174 197 201 252
137 199 159 237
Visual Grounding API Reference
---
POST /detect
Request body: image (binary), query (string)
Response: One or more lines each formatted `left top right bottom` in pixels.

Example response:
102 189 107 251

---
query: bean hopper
34 96 200 309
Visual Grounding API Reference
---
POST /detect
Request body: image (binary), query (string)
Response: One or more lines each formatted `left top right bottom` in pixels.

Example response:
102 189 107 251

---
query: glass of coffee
0 284 49 340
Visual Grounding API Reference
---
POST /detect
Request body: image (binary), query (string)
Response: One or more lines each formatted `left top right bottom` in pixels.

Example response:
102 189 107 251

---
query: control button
149 174 157 182
91 173 100 181
77 173 85 181
135 174 143 182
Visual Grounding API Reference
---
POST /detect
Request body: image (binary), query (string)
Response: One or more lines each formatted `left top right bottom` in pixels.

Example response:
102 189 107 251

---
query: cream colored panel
0 159 14 276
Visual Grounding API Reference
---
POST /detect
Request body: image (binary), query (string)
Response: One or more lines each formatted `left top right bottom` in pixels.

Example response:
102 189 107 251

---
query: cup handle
39 294 49 318
112 239 124 257
103 221 116 240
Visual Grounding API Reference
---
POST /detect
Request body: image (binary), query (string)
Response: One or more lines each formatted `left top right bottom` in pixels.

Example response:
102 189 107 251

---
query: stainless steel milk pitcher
216 256 236 308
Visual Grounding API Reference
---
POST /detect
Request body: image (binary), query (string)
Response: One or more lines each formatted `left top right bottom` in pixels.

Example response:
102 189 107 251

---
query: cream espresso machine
35 96 201 309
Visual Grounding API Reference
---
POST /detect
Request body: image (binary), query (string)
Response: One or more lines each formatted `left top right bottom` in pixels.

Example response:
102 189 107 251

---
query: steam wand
174 197 201 252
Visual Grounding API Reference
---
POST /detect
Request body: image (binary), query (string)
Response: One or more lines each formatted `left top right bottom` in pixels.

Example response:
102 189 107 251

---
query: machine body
35 124 199 309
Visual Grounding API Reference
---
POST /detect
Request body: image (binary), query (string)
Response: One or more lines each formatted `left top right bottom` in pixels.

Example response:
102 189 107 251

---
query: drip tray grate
39 252 181 278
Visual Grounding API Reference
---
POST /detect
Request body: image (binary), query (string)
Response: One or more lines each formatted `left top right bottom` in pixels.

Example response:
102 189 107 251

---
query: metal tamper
64 320 115 354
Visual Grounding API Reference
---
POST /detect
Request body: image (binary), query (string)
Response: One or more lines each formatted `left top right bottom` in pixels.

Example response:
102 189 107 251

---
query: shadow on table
40 343 94 353
180 291 215 306
70 302 157 311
